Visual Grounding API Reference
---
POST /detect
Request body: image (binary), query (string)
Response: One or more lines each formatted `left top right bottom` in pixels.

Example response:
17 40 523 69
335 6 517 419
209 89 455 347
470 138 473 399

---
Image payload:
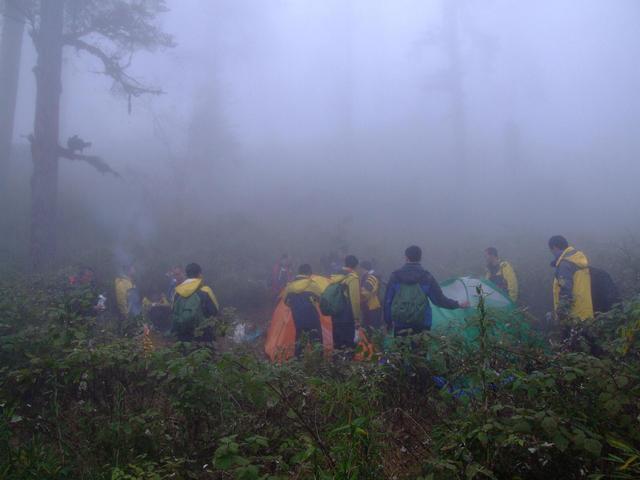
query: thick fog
3 0 640 311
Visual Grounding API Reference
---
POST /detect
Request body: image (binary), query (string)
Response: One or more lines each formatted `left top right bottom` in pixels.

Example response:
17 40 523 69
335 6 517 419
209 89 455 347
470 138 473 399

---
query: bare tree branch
58 144 121 177
64 36 163 97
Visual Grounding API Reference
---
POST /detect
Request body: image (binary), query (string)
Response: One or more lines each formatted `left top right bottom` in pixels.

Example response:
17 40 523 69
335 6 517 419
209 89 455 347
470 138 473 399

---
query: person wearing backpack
321 255 362 353
171 263 220 342
284 264 326 357
384 245 469 336
548 235 593 321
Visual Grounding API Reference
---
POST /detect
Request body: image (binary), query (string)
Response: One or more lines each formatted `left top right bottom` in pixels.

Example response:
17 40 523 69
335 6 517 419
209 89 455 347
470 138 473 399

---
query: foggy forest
1 1 640 478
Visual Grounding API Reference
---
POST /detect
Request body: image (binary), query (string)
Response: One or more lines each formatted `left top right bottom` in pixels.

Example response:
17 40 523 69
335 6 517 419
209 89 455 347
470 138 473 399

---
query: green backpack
320 282 347 316
171 293 203 338
391 283 429 326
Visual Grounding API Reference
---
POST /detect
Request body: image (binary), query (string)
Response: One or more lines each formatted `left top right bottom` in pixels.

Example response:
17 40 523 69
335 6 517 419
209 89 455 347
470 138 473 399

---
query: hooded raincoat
553 247 593 320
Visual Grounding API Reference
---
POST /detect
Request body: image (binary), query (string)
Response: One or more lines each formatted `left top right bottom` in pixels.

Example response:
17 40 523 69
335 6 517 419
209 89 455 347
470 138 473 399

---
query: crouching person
284 264 325 357
171 263 220 342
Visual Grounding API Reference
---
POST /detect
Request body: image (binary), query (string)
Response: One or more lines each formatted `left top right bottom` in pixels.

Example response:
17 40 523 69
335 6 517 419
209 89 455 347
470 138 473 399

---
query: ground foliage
1 276 640 479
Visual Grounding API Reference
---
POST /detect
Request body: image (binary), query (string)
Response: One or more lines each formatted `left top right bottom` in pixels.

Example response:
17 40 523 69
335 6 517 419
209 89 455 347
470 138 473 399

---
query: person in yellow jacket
548 235 593 320
329 255 362 352
360 261 383 331
283 264 328 356
484 247 519 302
171 263 220 341
114 264 142 319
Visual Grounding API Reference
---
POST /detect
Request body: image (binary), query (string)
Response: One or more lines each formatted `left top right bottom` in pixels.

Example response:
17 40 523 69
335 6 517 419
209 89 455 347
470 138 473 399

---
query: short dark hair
298 264 312 275
405 245 422 262
344 255 359 269
185 263 202 278
361 260 373 271
485 247 498 257
548 235 569 250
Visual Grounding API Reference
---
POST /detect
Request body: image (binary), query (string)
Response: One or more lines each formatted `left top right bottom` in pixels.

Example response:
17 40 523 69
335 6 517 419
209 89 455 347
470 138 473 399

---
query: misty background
2 0 640 315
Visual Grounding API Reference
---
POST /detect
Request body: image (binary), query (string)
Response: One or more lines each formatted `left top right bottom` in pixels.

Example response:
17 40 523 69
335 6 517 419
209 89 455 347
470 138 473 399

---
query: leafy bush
1 277 639 479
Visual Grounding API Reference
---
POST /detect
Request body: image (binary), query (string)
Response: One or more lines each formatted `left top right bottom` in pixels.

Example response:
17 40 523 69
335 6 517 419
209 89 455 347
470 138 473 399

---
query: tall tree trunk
30 0 63 269
0 0 25 192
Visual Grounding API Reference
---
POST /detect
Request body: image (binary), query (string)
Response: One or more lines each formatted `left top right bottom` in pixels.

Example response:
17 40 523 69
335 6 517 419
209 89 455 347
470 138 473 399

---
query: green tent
431 277 534 345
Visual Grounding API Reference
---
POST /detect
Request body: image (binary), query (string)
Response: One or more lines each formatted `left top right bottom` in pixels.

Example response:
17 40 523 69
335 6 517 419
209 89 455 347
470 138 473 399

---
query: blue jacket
384 262 460 332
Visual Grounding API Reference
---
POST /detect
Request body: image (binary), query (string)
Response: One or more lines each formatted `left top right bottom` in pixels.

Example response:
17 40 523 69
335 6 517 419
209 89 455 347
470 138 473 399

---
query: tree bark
0 0 25 192
30 0 64 269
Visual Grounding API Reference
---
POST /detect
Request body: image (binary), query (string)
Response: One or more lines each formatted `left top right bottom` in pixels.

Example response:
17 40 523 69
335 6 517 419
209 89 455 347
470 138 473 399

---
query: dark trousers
332 321 355 349
363 307 383 333
294 326 322 357
289 293 323 357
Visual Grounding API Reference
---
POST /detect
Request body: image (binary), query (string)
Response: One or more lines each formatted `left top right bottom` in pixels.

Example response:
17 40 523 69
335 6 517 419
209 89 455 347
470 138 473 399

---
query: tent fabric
265 298 334 363
431 276 532 344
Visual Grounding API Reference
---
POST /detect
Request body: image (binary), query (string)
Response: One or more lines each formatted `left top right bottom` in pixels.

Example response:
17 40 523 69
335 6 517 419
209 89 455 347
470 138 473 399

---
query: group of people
277 235 613 357
112 262 219 341
280 245 472 357
100 234 612 354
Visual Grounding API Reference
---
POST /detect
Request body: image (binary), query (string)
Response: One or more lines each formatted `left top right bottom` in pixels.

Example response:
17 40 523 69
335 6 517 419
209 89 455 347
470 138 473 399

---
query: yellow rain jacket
485 260 519 302
174 278 220 312
330 269 362 326
553 247 593 320
361 272 382 310
115 276 135 317
284 275 329 298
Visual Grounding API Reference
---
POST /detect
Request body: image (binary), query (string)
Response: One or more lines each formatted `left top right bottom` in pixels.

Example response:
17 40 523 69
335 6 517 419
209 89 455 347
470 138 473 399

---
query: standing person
484 247 519 302
325 255 362 353
284 264 325 357
271 254 293 300
384 245 469 336
360 261 383 332
548 236 593 321
115 263 142 319
171 263 220 342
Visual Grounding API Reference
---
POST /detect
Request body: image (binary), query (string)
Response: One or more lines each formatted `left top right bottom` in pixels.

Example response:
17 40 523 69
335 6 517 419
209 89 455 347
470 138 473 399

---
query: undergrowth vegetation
1 276 640 479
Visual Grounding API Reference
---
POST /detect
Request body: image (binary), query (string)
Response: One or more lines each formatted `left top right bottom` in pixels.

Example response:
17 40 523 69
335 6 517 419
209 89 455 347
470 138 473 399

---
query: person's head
484 247 499 266
548 235 569 256
298 264 312 276
405 245 422 263
185 263 203 279
344 255 359 269
361 260 373 272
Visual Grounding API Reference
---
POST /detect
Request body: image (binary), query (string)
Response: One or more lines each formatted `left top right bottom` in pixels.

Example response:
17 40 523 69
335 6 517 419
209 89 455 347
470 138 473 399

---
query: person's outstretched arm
424 273 460 310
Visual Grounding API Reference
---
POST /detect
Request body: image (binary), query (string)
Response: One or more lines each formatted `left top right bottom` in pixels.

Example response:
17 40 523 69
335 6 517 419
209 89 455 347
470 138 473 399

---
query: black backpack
590 267 620 313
